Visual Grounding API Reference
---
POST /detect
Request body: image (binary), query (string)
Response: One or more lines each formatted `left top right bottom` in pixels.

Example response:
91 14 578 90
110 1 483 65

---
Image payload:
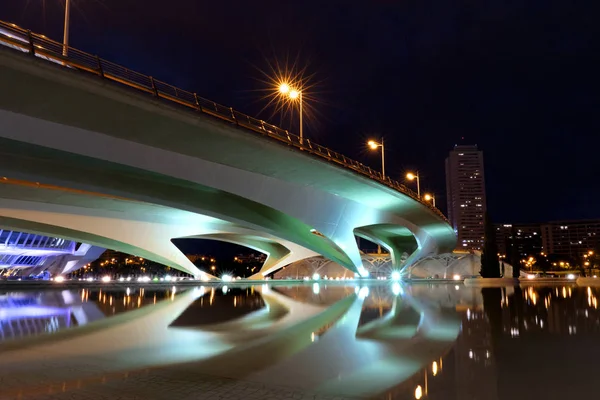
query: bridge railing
0 20 448 223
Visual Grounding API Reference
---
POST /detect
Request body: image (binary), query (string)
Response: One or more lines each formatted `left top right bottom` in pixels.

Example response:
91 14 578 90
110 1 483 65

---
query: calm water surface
1 282 599 399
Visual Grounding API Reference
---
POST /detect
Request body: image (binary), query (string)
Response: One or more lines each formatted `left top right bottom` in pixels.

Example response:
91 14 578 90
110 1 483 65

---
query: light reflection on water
0 287 183 342
2 283 600 398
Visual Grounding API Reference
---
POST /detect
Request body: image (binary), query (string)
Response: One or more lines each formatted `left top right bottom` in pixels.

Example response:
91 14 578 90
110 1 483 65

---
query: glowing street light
61 0 72 56
406 172 420 197
279 83 290 95
424 193 436 207
367 138 385 178
278 82 304 144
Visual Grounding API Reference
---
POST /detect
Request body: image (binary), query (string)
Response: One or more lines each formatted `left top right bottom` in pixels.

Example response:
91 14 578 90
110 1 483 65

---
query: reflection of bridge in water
0 283 473 399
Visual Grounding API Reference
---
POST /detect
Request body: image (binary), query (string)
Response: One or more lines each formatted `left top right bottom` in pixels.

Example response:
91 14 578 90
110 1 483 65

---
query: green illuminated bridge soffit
0 19 447 223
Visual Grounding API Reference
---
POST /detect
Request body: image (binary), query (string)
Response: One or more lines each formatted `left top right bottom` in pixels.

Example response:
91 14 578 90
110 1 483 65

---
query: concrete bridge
0 20 455 279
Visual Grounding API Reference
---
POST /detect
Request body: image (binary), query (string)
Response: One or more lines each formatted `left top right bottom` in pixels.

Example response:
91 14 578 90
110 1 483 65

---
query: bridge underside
0 46 456 278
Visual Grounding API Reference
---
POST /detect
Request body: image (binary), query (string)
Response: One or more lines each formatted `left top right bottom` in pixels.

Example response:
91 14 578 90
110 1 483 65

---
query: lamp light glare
279 83 290 94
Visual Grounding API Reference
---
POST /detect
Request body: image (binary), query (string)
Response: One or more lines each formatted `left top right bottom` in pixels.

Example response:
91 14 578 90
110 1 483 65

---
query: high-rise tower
445 144 487 250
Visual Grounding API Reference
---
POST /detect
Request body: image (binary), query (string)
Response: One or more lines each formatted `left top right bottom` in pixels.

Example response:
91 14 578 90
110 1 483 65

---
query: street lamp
406 172 420 197
278 82 304 144
367 138 385 178
424 193 436 207
62 0 71 56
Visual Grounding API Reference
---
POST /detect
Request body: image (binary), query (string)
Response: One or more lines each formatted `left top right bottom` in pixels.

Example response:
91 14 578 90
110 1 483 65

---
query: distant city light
101 276 111 283
567 274 576 280
312 273 320 281
221 274 233 282
527 274 536 279
54 276 65 283
453 274 462 281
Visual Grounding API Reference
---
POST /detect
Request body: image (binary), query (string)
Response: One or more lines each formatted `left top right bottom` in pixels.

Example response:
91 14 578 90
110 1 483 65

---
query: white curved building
0 229 103 278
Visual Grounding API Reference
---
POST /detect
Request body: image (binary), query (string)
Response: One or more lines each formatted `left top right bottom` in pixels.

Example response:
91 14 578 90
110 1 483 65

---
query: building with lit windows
495 224 543 258
540 220 600 259
445 144 487 250
493 219 600 260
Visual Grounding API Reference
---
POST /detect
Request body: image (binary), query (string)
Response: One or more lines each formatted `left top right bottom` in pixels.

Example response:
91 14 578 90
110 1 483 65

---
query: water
0 282 598 399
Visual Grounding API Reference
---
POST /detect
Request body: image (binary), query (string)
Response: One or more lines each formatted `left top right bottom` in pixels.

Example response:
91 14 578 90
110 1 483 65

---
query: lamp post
406 172 420 197
62 0 71 56
367 138 385 178
278 83 304 144
424 193 436 207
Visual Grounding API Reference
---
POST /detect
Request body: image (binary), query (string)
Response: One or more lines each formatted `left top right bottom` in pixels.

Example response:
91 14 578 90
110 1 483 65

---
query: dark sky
1 0 599 224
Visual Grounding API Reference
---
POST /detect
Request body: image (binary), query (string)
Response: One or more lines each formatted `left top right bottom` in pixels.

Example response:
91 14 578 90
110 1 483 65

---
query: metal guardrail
0 19 449 223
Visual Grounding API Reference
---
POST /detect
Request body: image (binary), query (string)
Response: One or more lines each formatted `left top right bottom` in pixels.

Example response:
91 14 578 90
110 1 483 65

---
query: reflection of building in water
453 305 498 400
0 291 104 342
377 286 496 400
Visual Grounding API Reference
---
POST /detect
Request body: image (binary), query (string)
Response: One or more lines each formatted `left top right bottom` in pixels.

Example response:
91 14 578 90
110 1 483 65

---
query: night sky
1 0 599 225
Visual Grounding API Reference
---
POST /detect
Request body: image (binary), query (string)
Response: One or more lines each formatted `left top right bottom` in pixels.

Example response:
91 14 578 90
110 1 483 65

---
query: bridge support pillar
0 206 214 279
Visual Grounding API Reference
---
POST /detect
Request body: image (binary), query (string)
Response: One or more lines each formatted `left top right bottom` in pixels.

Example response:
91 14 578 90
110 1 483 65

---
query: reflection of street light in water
415 385 423 399
312 283 320 294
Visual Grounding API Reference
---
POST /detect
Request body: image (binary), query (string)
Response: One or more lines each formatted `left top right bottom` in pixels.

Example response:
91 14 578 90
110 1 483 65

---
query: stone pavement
3 368 363 400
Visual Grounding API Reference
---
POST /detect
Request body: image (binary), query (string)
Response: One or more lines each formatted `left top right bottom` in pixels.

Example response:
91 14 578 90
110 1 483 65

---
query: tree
480 213 501 278
511 227 521 278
